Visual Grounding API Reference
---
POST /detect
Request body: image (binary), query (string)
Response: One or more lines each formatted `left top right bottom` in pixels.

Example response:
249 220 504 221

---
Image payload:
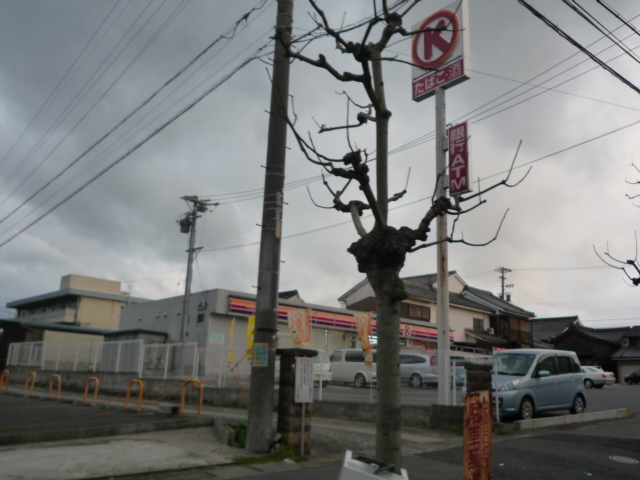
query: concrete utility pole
496 266 513 301
246 0 294 453
177 196 217 342
435 87 451 406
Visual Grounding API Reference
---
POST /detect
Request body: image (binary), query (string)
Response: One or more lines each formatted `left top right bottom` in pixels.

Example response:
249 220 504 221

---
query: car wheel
354 373 367 388
594 384 604 389
409 374 423 388
584 378 594 389
519 397 534 420
570 395 585 415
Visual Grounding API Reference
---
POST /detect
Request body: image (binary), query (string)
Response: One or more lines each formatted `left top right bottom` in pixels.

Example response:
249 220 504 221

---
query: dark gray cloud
1 0 640 328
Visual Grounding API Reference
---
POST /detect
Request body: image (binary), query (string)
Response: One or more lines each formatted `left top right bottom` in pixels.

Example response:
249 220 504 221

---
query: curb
512 408 630 431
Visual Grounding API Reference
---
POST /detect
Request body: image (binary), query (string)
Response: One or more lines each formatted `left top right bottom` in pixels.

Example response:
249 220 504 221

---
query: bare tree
281 0 526 466
595 163 640 285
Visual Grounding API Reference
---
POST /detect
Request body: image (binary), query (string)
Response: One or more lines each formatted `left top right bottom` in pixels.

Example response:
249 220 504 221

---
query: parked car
313 350 332 387
399 353 437 387
624 369 640 385
487 348 586 420
400 353 472 388
580 365 615 389
274 350 332 387
330 348 376 387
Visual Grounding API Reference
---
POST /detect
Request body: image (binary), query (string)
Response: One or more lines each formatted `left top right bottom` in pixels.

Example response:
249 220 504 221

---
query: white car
274 350 333 387
580 365 615 389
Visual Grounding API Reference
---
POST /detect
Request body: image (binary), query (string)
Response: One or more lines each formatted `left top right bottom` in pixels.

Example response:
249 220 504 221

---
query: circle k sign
412 9 460 69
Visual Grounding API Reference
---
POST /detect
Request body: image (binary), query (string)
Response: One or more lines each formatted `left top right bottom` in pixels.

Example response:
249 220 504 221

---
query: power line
517 0 640 94
0 0 272 228
0 1 121 174
0 50 266 248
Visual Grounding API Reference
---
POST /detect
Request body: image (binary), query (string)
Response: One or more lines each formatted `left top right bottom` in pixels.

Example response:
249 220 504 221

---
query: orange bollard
23 371 36 396
124 379 145 411
179 378 204 416
0 370 9 392
49 375 62 401
83 377 100 405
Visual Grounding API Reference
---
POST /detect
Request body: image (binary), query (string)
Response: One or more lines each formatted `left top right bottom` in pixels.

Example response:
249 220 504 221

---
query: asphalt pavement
0 384 638 480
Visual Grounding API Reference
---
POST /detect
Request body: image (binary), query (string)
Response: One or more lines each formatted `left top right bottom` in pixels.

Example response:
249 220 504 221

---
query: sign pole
435 87 451 405
300 402 305 457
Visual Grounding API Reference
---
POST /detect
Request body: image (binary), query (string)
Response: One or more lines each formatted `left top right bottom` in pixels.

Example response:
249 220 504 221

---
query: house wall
618 362 640 380
60 274 122 294
449 308 490 343
76 297 125 329
341 281 374 308
42 330 104 346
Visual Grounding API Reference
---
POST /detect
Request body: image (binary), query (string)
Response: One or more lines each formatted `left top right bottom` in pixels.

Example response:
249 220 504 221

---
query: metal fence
7 340 199 379
141 342 199 380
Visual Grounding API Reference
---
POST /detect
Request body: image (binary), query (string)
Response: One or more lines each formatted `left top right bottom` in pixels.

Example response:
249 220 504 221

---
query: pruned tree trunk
349 225 413 465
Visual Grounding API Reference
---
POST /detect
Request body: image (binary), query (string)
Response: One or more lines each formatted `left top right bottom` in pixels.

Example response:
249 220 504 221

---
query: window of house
405 303 430 321
197 313 205 324
473 318 484 331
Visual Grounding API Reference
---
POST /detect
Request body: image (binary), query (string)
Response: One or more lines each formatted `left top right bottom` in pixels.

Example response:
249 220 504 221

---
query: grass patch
234 443 298 465
228 421 247 448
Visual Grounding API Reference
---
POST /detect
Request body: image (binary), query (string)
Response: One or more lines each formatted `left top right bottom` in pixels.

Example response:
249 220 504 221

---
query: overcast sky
2 0 640 329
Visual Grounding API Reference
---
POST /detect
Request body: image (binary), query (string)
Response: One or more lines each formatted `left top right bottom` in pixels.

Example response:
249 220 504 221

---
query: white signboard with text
295 357 314 404
412 0 470 102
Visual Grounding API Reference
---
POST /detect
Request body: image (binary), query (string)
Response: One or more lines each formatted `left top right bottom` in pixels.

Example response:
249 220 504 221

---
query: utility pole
177 196 217 342
246 0 294 453
495 266 513 301
435 87 451 405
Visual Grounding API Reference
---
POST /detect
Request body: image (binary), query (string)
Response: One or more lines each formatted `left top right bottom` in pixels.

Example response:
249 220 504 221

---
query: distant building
0 274 149 369
530 316 583 345
6 274 148 330
339 272 535 353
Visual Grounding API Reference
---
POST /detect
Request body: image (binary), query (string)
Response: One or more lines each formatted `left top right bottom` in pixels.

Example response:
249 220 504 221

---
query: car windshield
490 353 536 376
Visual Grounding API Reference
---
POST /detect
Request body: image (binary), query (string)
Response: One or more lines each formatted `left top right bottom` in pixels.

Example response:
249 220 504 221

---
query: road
116 412 640 480
315 382 639 414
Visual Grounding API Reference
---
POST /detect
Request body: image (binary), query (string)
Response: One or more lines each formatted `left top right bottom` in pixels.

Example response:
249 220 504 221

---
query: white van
274 350 332 387
330 348 377 387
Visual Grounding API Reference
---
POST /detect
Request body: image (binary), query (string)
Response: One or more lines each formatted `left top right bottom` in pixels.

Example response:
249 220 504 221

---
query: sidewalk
0 386 462 480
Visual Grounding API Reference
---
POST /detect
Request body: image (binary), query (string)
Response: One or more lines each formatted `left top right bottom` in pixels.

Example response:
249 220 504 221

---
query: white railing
7 340 144 375
141 342 199 380
6 340 200 379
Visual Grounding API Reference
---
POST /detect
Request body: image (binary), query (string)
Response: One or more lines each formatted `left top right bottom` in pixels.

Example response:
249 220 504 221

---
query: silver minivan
330 348 377 387
488 348 586 420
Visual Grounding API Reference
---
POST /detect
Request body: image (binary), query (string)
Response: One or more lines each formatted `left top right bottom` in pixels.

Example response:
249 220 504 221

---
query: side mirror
536 370 550 378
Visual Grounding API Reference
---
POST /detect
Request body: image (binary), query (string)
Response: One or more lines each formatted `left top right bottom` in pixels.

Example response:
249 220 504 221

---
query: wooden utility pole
246 0 294 453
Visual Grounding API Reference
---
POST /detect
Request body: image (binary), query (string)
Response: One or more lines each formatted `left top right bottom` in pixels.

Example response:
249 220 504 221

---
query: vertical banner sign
227 318 235 365
463 390 492 480
448 122 471 195
295 357 314 403
288 309 311 348
354 313 373 366
246 315 256 359
411 0 470 102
